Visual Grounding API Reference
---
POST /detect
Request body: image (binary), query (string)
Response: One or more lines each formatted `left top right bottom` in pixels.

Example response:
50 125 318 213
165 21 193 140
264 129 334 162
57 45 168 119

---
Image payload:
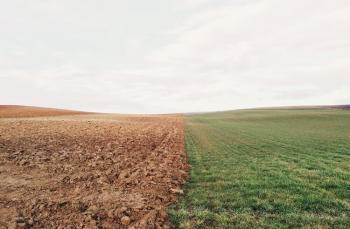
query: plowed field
0 105 88 118
0 108 188 228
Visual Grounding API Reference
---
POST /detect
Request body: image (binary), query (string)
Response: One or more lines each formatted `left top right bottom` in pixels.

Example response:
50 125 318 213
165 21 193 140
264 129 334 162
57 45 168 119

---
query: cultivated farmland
1 106 349 228
170 108 350 228
0 105 90 118
0 106 188 228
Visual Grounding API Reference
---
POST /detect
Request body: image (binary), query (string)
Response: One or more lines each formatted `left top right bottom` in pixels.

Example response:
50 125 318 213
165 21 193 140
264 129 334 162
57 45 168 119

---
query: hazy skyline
1 0 349 113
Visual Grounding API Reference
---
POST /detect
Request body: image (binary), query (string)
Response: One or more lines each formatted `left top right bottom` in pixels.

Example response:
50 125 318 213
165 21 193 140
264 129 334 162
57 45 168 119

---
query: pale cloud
0 0 349 113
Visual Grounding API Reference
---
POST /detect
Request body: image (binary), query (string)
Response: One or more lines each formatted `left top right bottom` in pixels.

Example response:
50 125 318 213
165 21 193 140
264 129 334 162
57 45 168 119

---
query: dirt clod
121 216 131 225
170 188 184 195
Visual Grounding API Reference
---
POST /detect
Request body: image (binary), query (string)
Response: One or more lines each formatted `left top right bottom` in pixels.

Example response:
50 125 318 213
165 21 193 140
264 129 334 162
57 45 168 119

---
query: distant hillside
254 105 350 110
0 105 89 118
324 104 350 109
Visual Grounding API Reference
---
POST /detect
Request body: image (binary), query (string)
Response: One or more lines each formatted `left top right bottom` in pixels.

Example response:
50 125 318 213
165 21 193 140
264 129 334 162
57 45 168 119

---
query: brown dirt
0 112 188 228
0 105 89 118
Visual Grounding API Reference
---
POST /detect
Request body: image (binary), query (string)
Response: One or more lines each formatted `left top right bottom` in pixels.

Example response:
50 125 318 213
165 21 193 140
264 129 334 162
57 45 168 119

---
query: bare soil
0 109 188 228
0 105 89 118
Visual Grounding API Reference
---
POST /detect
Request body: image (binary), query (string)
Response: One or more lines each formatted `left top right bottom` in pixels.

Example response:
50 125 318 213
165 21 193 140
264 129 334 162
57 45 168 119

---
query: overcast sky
1 0 349 113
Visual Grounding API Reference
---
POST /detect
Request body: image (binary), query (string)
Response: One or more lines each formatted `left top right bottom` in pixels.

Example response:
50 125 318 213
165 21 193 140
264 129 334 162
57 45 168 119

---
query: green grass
169 108 350 228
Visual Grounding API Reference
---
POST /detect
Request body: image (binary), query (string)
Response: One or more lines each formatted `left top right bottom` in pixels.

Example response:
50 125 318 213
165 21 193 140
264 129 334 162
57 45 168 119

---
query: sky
1 0 349 114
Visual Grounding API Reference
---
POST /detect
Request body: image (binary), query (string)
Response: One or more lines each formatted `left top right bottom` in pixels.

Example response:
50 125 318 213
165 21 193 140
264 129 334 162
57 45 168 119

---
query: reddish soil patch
0 114 188 228
0 105 88 118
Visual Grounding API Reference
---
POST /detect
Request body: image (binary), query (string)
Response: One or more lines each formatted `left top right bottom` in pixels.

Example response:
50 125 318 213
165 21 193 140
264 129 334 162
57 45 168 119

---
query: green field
170 108 350 228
